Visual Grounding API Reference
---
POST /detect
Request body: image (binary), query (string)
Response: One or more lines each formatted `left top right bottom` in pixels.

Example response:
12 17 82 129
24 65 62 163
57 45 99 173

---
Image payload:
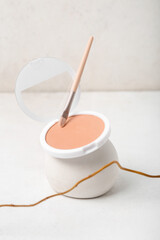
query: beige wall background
0 0 160 92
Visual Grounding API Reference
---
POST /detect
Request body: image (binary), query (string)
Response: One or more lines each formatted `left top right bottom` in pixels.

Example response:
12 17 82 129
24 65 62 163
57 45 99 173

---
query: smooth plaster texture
0 91 160 239
0 0 160 92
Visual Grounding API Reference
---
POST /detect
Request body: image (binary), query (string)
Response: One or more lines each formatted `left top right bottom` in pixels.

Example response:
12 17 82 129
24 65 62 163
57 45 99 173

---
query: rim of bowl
40 111 111 159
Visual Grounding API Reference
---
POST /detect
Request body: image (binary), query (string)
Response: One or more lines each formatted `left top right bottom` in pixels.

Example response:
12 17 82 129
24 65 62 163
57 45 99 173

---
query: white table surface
0 91 160 240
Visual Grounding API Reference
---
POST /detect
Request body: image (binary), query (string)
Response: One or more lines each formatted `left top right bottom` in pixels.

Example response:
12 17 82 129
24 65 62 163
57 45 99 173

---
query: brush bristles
59 116 67 128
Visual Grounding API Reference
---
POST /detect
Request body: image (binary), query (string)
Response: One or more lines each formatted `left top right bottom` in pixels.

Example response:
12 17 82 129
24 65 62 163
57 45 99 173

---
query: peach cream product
46 114 105 149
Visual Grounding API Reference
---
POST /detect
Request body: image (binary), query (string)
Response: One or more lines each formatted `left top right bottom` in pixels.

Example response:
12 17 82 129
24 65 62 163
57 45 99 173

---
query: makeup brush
59 36 94 127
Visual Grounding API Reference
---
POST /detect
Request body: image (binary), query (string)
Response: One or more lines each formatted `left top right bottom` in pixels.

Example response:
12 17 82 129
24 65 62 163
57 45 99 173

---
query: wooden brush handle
59 36 94 127
71 36 94 92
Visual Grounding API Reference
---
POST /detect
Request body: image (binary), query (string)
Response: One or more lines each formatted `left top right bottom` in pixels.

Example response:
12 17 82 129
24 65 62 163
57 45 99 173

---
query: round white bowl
40 111 119 198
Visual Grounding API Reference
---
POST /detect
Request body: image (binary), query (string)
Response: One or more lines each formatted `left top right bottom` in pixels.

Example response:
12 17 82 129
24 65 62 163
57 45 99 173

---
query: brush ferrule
63 91 75 117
